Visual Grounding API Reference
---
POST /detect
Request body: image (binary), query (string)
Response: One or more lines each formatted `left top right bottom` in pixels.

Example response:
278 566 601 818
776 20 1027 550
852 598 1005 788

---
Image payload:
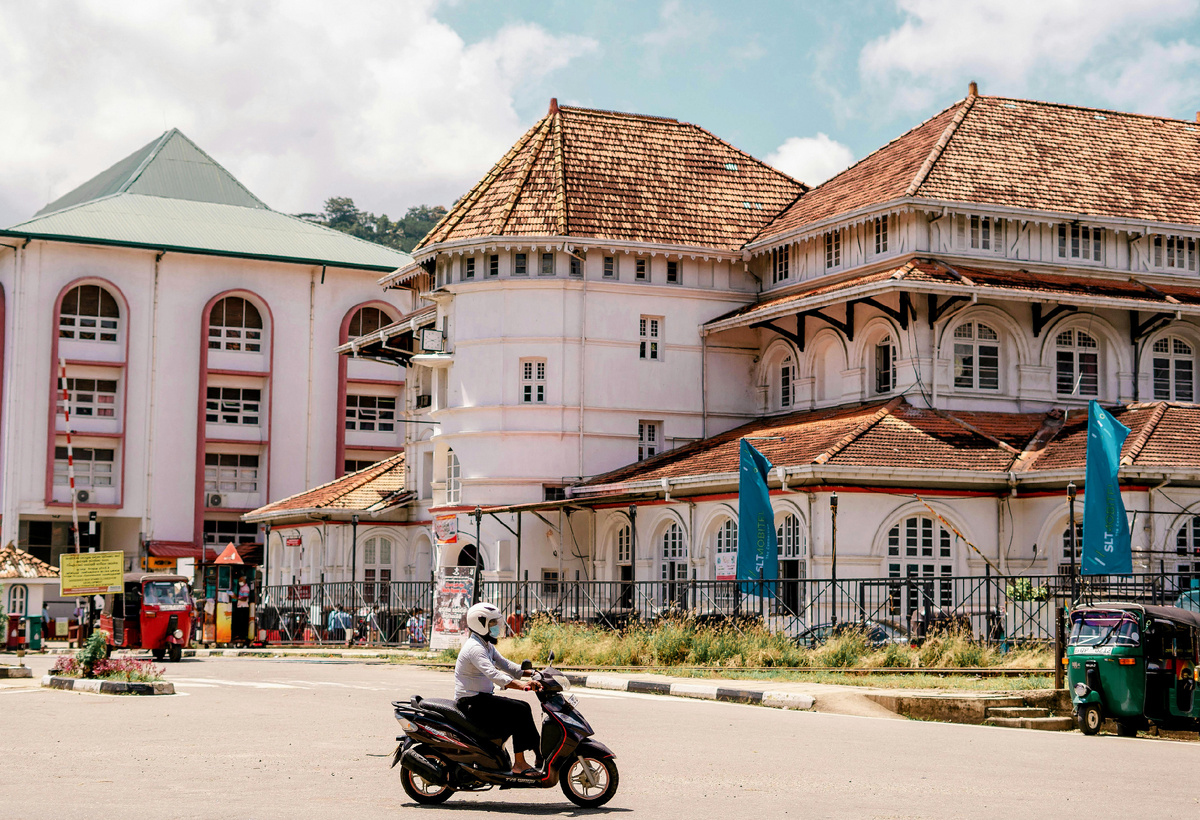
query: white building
264 91 1200 630
0 129 412 614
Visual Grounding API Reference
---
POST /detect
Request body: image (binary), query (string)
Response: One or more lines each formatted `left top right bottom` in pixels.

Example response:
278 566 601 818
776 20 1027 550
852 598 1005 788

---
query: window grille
206 387 262 426
204 453 260 493
53 446 114 487
58 378 118 418
345 395 396 432
1055 329 1099 396
520 359 546 403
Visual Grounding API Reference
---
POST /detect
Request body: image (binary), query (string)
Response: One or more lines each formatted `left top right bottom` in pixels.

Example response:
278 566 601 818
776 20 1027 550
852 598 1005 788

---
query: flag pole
1067 481 1078 604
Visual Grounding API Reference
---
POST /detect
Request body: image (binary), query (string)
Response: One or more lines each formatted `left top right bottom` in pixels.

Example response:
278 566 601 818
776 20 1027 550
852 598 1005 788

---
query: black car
794 619 908 648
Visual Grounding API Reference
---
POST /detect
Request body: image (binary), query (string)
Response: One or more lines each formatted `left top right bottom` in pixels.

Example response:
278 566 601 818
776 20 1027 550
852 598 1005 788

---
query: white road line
170 678 303 689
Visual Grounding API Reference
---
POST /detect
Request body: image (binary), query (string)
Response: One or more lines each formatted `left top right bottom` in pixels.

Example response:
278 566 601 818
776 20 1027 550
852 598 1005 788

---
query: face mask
488 623 502 638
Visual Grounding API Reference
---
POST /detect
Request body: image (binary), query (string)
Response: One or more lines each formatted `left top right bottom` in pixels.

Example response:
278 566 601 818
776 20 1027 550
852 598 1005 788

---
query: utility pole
1067 482 1078 604
830 492 839 626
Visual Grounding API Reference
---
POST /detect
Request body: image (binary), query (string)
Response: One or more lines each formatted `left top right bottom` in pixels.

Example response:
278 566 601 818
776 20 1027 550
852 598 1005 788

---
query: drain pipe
142 251 165 541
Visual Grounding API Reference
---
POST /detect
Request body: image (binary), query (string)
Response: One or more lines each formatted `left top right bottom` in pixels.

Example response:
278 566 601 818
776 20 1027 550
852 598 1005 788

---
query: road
2 654 1198 819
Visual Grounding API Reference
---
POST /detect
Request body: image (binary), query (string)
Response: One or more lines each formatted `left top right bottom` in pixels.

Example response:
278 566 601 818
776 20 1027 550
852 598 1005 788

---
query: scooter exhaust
400 747 448 785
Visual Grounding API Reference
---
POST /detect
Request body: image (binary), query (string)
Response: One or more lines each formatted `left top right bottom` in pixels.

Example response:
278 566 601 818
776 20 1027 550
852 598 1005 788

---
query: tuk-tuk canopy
123 572 191 585
1078 602 1200 630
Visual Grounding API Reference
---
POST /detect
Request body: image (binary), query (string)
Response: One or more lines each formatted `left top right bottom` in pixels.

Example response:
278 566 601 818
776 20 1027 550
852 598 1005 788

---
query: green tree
297 198 447 253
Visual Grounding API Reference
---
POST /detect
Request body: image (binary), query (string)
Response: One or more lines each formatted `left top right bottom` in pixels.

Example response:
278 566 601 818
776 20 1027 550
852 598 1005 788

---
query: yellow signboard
60 551 125 596
141 557 177 571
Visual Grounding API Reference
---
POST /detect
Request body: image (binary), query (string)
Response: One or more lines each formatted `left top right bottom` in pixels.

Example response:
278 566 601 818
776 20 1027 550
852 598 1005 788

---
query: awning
147 542 218 559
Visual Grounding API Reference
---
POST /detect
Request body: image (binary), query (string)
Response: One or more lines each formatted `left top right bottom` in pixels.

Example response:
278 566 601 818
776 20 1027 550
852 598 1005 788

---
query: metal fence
255 571 1198 647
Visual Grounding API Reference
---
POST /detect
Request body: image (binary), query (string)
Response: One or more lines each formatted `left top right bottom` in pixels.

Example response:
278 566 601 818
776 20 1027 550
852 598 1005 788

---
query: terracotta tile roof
248 454 407 518
0 544 59 579
577 399 1200 490
757 94 1200 244
417 102 805 252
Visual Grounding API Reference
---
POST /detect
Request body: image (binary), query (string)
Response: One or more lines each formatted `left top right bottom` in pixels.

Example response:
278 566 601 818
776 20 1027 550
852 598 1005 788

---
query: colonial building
0 129 412 614
269 89 1200 628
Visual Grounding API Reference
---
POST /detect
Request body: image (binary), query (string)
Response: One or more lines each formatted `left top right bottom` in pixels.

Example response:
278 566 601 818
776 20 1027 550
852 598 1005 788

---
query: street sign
142 557 176 571
284 536 302 547
60 551 125 596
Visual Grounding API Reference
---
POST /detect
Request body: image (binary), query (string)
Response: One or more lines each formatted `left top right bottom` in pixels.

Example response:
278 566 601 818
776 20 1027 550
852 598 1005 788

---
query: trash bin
6 614 23 649
27 615 42 650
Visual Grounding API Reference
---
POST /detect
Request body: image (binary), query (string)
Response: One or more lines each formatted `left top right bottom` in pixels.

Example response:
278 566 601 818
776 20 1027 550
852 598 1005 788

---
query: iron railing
254 571 1199 647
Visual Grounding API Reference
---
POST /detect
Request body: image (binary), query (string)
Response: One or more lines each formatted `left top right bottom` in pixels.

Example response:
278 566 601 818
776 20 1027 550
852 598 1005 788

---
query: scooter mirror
548 650 555 664
520 659 533 671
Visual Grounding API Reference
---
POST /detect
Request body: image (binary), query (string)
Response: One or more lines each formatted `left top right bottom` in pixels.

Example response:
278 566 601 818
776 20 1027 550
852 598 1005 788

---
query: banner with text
429 566 475 651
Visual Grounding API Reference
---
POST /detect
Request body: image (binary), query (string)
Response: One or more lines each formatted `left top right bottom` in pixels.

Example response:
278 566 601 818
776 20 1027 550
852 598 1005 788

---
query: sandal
511 766 538 777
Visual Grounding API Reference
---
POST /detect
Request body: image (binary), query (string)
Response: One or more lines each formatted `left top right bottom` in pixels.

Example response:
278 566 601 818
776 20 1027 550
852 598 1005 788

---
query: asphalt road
3 655 1199 819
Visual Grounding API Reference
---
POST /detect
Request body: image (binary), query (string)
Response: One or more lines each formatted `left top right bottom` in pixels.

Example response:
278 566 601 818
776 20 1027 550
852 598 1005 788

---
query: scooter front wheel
400 763 455 805
560 754 619 809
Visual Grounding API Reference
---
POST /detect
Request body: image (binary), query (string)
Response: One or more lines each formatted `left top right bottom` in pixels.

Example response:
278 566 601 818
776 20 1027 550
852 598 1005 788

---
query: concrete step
985 716 1075 731
986 706 1050 719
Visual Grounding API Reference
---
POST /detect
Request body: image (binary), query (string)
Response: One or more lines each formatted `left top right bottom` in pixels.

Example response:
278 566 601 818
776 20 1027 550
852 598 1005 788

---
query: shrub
50 654 164 682
815 632 867 668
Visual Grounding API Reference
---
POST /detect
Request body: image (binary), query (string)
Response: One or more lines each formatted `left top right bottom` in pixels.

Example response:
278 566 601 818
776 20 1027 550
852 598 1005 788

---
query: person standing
506 606 525 638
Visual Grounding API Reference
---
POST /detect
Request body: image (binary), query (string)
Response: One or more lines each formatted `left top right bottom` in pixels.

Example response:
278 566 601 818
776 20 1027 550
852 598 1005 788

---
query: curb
0 666 33 679
565 673 815 711
41 675 175 695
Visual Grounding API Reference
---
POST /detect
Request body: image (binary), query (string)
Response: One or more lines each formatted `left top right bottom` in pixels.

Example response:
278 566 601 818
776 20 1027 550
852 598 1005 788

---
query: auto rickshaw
98 573 193 662
1067 602 1200 736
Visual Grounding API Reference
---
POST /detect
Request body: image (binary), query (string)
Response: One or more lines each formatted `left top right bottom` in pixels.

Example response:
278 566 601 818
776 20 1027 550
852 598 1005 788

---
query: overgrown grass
482 617 1051 672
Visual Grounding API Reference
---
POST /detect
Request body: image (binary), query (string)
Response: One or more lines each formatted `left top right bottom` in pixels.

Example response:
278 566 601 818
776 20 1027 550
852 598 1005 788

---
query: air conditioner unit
208 493 223 508
415 394 432 409
75 489 90 503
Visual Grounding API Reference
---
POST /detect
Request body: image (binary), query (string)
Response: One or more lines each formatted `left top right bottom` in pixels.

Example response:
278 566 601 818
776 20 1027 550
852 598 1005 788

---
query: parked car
794 619 908 649
1173 589 1200 613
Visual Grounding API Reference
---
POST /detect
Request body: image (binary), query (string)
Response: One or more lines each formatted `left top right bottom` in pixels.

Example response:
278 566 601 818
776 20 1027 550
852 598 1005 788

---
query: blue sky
3 0 1200 227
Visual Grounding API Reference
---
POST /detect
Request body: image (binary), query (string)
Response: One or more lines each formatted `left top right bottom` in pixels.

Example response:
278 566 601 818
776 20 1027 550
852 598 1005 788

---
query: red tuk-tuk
98 573 193 662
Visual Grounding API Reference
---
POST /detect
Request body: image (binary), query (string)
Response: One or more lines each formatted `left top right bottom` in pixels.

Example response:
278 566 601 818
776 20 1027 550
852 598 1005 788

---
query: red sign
293 585 312 600
284 537 302 547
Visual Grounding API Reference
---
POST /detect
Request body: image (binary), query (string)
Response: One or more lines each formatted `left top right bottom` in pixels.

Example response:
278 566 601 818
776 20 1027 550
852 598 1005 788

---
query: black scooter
391 654 619 808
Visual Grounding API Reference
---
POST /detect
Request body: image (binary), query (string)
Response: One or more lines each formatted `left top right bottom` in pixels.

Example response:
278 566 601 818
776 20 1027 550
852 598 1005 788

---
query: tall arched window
952 321 999 391
349 306 391 338
886 515 955 617
615 523 633 606
714 518 737 578
60 285 120 342
8 584 27 616
445 450 461 504
1174 516 1200 587
1152 337 1194 402
779 355 795 409
209 297 263 353
660 523 687 605
1056 329 1099 396
776 513 806 614
363 535 393 602
874 335 896 394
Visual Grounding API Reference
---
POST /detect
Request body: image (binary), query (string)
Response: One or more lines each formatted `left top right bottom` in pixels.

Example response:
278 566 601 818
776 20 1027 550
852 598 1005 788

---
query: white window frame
639 316 663 361
513 252 528 277
951 321 1001 392
54 446 115 488
777 513 804 559
8 585 27 616
58 377 118 419
204 453 260 493
206 386 262 426
824 230 841 270
539 252 555 277
1152 336 1195 402
637 420 661 462
208 297 264 353
771 246 790 284
1055 329 1100 397
874 215 889 255
446 450 461 504
1056 223 1103 263
635 258 649 282
463 257 476 280
617 524 632 565
59 285 120 343
488 254 499 278
779 354 795 409
874 335 897 394
660 523 687 582
716 518 737 556
956 214 1004 253
345 394 397 432
1151 235 1198 272
520 358 547 404
604 256 618 279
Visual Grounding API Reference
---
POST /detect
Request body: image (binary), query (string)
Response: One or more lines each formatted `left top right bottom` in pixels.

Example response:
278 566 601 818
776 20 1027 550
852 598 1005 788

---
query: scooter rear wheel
400 763 455 805
560 754 619 808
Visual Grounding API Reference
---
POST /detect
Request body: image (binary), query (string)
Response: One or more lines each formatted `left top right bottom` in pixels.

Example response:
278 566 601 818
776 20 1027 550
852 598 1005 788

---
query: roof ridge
1120 401 1169 466
906 94 977 197
261 453 404 511
116 129 174 195
929 406 1020 455
319 455 405 507
558 105 681 124
420 116 551 249
553 108 568 236
9 191 127 226
491 117 554 236
1011 409 1068 473
812 397 904 465
146 129 269 209
977 93 1200 128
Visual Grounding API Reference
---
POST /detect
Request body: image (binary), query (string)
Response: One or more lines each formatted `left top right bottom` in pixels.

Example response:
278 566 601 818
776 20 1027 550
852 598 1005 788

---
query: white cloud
766 134 855 186
638 0 717 71
0 0 597 225
859 0 1200 113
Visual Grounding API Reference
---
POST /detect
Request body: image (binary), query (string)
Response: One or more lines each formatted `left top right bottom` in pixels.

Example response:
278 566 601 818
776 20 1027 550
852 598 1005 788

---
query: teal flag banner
1081 400 1132 576
737 439 778 594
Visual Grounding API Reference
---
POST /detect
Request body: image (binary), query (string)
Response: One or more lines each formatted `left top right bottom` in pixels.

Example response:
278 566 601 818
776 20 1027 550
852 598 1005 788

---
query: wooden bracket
927 294 970 328
857 292 914 331
1032 303 1077 337
1130 310 1173 344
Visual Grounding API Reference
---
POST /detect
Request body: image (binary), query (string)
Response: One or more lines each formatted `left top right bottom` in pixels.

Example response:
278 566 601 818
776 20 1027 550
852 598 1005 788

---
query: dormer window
1057 224 1102 263
824 231 841 270
874 216 889 255
464 257 475 280
771 246 790 284
1152 235 1197 272
956 215 1003 253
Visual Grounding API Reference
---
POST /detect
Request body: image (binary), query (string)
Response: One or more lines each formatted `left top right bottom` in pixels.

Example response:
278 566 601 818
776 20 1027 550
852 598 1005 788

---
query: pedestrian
407 607 426 646
506 606 524 638
327 605 343 642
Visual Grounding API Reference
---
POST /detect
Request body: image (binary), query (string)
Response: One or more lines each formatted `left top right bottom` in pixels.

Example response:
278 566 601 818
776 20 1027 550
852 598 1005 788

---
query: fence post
759 569 765 624
1053 604 1065 690
984 564 992 645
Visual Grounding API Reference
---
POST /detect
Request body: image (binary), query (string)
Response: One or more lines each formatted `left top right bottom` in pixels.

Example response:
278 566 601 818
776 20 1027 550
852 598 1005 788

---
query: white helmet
466 602 503 637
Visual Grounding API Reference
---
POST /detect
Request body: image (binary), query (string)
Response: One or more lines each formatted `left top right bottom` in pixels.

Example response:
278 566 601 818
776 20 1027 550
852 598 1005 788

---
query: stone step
986 706 1050 719
985 716 1075 731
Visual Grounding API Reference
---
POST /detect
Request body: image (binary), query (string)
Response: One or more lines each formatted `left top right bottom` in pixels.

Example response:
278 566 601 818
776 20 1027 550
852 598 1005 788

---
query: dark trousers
457 693 539 755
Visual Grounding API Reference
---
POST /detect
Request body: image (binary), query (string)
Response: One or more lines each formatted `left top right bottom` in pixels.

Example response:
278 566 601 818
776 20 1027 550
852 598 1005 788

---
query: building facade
0 129 412 614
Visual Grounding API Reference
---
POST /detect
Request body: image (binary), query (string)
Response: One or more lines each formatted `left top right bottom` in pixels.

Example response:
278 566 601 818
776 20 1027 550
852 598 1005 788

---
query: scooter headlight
174 629 183 639
1074 682 1089 697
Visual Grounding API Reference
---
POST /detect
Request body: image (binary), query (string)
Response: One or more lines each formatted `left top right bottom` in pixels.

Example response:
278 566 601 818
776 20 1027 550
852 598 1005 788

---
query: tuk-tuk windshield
1069 611 1141 647
144 581 190 607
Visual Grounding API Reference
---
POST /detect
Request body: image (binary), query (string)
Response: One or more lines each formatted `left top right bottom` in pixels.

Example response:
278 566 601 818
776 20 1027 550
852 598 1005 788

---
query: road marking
0 688 43 695
171 678 303 689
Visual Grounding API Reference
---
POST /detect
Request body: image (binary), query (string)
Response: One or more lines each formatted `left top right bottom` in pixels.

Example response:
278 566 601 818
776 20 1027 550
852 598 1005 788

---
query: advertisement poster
429 566 474 651
434 514 458 545
59 551 125 596
715 553 736 581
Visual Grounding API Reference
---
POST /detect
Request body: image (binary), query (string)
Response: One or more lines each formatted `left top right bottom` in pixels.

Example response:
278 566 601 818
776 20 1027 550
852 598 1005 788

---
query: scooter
391 653 619 808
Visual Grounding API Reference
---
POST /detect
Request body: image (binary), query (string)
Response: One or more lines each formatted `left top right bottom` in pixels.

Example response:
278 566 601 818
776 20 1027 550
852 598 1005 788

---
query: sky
4 0 1200 227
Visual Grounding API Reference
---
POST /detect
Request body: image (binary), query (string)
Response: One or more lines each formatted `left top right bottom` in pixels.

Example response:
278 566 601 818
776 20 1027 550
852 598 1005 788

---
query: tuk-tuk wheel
168 644 182 663
152 648 166 661
1078 704 1102 735
1116 721 1138 738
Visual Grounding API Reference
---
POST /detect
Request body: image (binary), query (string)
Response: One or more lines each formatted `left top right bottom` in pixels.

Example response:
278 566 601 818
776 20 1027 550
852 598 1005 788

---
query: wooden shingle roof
246 454 407 519
0 545 59 579
417 101 805 252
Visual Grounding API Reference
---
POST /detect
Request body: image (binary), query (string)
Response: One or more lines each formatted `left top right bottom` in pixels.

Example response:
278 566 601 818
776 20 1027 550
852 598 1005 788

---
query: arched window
209 297 264 353
660 523 687 606
713 518 737 579
776 513 806 614
8 584 27 616
952 321 999 391
779 355 795 409
1056 329 1099 396
1174 517 1200 587
445 450 461 504
60 285 120 342
885 515 955 617
363 535 393 602
874 335 896 394
615 523 633 606
349 306 391 338
616 524 632 565
456 543 479 568
1152 337 1194 402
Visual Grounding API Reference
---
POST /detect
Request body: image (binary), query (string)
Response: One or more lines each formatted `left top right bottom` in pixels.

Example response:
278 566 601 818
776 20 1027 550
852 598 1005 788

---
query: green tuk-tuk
1067 603 1200 736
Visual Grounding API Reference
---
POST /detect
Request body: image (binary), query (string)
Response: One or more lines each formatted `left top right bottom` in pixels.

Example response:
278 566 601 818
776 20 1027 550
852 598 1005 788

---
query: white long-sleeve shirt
454 633 523 700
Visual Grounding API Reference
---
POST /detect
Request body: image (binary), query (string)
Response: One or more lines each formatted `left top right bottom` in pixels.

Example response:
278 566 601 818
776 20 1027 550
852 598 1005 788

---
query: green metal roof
10 129 410 272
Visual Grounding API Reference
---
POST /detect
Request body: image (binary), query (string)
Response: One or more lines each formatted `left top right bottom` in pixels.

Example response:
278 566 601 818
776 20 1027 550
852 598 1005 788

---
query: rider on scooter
455 602 541 775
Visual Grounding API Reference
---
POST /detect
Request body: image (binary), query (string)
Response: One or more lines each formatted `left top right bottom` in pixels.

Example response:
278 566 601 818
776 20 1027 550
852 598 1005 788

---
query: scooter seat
416 697 497 741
